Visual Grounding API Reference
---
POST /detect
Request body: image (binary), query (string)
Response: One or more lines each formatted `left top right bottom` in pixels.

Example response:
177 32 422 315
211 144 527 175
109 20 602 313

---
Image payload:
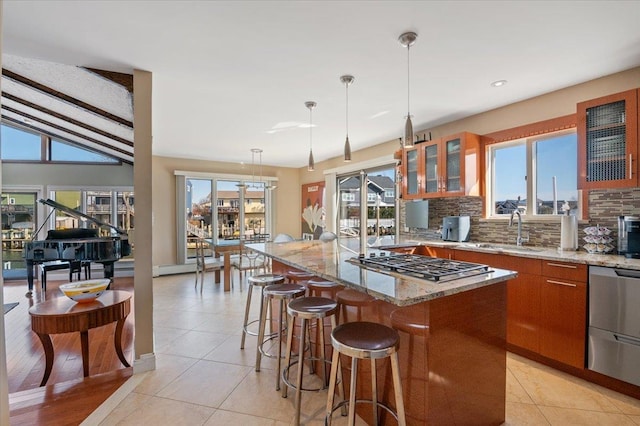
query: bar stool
256 283 306 390
335 289 376 323
240 274 285 351
281 296 342 425
286 270 316 285
306 279 344 299
390 306 429 421
325 322 406 426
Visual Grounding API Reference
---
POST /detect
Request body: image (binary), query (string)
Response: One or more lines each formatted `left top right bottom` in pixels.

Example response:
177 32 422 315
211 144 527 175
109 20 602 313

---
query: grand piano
23 198 131 295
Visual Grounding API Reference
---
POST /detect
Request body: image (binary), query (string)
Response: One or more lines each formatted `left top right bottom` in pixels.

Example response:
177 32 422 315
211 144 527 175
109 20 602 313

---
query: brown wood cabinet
401 132 482 199
577 89 638 189
453 250 587 368
539 260 587 369
414 245 452 259
453 250 542 353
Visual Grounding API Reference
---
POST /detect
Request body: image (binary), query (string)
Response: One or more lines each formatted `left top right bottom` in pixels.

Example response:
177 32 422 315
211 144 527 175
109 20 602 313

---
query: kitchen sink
460 243 543 253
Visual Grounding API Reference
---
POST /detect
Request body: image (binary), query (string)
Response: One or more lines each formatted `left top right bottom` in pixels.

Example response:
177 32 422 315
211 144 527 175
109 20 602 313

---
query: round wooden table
29 290 132 386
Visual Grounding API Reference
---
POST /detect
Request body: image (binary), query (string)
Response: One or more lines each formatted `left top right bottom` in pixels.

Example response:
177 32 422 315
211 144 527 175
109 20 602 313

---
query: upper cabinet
578 89 638 189
401 131 482 199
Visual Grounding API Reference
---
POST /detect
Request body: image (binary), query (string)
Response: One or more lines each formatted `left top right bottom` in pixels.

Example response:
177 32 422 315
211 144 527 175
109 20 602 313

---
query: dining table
213 240 240 292
213 235 271 291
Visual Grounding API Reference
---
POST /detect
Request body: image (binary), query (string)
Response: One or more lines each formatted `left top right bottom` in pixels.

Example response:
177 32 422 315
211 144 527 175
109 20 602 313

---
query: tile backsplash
400 188 640 250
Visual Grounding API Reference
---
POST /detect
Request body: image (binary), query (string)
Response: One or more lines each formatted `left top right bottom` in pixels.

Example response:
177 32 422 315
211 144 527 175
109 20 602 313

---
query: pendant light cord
309 108 313 152
407 43 411 117
345 82 349 137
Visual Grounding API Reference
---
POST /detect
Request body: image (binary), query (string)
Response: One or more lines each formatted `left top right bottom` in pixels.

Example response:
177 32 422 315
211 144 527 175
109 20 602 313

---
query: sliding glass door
336 165 397 253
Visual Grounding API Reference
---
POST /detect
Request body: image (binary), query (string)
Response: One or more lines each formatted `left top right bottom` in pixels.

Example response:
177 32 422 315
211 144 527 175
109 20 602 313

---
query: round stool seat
264 283 306 298
331 322 399 359
306 280 344 298
325 321 406 426
286 270 316 283
288 296 338 319
248 273 285 287
390 307 429 337
336 289 375 306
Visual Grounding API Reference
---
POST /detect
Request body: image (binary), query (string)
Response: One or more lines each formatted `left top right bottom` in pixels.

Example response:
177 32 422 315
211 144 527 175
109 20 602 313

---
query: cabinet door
440 132 482 197
402 146 421 199
540 277 587 369
454 250 542 351
507 273 541 352
422 140 440 196
578 89 638 189
442 135 463 194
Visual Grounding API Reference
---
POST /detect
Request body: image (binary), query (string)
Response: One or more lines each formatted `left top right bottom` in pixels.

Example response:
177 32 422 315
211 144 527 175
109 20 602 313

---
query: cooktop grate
351 253 491 282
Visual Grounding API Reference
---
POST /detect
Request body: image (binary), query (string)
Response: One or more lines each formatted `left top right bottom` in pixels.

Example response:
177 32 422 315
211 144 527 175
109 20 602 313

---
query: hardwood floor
3 275 134 425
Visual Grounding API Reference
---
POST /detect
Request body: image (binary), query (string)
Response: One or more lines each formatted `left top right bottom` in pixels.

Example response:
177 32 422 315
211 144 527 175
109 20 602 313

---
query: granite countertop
378 235 640 271
246 240 517 307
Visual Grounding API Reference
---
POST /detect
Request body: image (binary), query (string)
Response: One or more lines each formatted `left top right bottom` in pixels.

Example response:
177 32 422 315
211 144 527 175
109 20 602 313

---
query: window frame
485 128 582 221
1 122 122 165
175 171 277 265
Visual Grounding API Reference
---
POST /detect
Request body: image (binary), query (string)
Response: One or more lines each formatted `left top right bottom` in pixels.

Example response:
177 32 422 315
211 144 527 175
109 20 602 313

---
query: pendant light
399 31 417 148
249 148 260 188
258 149 277 190
340 75 354 162
305 101 316 171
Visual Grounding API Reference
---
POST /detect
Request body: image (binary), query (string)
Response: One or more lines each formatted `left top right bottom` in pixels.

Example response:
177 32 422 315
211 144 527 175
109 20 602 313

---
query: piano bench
39 260 91 291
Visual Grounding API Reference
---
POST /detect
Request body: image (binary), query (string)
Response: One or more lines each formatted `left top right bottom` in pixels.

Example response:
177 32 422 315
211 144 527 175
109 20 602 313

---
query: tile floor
90 273 640 425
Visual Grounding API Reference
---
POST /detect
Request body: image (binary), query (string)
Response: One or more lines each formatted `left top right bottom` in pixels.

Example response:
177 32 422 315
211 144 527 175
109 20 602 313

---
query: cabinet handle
546 279 577 287
546 262 577 269
629 153 633 180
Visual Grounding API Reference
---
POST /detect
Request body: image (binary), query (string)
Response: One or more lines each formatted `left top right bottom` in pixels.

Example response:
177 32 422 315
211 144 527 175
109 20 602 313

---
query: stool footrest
326 399 399 423
282 357 334 393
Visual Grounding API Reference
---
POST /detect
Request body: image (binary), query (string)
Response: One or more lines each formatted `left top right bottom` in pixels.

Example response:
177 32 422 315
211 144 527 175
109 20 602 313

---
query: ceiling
3 1 640 168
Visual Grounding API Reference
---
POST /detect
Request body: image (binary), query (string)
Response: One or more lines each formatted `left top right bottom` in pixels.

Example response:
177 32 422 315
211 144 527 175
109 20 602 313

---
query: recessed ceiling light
491 80 508 87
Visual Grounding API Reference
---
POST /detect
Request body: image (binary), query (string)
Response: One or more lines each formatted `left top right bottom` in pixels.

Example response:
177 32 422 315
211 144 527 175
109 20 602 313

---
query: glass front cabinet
578 89 638 189
401 132 482 199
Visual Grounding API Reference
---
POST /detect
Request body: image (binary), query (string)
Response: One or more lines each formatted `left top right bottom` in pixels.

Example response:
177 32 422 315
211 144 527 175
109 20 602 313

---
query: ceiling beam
84 67 134 94
2 92 133 147
2 69 133 128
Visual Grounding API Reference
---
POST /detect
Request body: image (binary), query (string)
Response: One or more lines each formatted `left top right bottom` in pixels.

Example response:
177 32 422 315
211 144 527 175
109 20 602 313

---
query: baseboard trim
133 352 156 374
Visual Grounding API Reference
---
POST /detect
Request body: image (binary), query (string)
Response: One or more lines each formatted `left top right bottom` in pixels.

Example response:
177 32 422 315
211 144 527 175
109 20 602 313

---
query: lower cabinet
539 261 588 369
454 250 587 368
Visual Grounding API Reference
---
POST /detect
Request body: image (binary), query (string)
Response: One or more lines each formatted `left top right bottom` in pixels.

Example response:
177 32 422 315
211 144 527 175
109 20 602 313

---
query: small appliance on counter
618 215 640 258
441 216 470 242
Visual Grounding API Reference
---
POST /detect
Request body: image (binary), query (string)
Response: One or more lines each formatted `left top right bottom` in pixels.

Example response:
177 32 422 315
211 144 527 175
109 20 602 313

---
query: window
180 174 274 262
51 139 119 163
342 193 355 202
488 130 578 218
1 124 41 160
49 188 134 259
1 123 120 164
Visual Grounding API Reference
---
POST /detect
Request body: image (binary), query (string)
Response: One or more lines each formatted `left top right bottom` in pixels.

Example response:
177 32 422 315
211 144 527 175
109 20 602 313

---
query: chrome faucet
509 210 529 246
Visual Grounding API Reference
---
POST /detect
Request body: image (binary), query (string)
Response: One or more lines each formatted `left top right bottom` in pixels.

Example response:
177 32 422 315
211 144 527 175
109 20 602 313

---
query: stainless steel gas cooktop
349 252 491 282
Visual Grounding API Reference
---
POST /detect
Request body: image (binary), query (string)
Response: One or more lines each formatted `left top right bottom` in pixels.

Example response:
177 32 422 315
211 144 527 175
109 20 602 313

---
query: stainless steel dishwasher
588 265 640 386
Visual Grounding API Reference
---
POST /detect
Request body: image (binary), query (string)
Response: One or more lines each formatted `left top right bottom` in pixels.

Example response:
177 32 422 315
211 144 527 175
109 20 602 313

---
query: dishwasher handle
614 269 640 279
615 333 640 347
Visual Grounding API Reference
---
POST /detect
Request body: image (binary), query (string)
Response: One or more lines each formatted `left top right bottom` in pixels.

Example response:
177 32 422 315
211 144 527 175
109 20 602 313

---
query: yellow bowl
59 279 110 303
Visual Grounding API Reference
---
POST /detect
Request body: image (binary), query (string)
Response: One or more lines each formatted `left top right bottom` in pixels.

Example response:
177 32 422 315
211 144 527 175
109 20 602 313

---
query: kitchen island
248 240 517 425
